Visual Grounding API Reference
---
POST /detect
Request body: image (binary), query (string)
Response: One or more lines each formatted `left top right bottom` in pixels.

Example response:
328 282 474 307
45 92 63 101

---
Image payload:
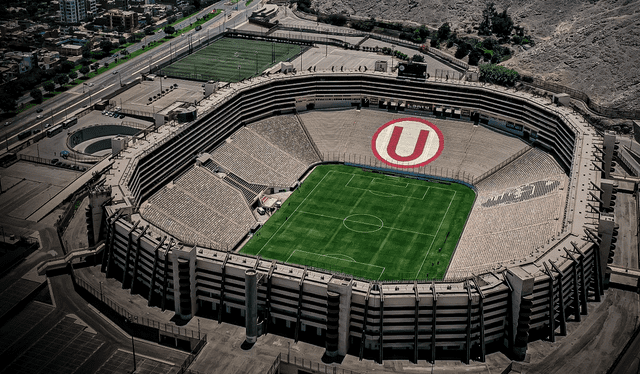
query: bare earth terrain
311 0 640 111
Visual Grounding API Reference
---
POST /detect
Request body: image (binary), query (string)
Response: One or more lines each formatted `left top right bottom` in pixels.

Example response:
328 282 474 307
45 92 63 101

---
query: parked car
50 158 59 164
36 108 43 113
36 114 43 119
119 114 125 119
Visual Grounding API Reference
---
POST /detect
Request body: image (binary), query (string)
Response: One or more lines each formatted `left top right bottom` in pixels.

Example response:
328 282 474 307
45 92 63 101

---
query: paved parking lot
95 350 177 374
1 314 104 374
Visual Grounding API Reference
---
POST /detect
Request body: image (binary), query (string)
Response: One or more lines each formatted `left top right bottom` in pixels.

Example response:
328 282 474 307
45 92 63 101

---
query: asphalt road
1 0 257 153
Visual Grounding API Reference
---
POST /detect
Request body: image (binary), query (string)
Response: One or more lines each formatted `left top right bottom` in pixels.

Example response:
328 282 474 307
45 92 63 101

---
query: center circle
342 214 384 233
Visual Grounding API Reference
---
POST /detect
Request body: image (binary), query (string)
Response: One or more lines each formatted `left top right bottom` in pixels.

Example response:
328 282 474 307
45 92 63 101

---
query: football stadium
17 26 612 366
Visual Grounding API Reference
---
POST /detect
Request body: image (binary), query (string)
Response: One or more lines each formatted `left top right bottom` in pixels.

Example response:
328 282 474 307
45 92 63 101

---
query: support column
414 282 420 364
465 282 472 365
472 279 486 362
104 213 121 277
325 291 340 358
294 268 307 343
245 269 258 344
264 261 276 335
572 244 589 314
130 225 149 293
431 283 437 364
359 283 373 361
379 285 384 364
550 261 567 336
505 267 535 361
544 263 556 343
564 249 582 321
148 237 166 306
161 241 171 312
218 253 229 324
101 213 115 272
327 276 353 358
122 221 140 288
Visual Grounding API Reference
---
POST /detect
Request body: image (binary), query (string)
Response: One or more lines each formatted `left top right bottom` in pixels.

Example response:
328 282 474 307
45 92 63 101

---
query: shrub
412 54 425 62
455 42 471 59
30 88 43 103
437 22 451 41
479 63 520 86
43 81 55 93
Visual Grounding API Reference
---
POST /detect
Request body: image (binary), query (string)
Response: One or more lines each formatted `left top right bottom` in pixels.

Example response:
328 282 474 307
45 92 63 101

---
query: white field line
289 249 386 280
331 170 454 192
298 210 435 237
256 170 332 257
414 191 457 279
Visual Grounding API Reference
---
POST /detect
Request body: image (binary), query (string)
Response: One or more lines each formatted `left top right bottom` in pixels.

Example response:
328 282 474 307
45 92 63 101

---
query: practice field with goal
241 165 476 281
159 37 302 82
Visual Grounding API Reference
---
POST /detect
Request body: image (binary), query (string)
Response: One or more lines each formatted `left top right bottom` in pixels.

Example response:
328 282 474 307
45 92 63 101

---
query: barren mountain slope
312 0 640 111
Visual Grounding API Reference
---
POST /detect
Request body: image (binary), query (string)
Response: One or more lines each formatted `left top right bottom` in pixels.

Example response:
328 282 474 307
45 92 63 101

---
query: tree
43 81 56 93
54 74 69 86
430 38 438 48
479 2 496 36
30 89 43 103
119 37 127 45
0 91 17 112
437 23 451 42
91 63 100 72
145 26 155 35
165 25 176 35
468 50 481 66
79 66 90 75
60 60 75 73
69 71 78 79
492 9 514 39
100 40 114 53
455 42 471 59
412 54 425 62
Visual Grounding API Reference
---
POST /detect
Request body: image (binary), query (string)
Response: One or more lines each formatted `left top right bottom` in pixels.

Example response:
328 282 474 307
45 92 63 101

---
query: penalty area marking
287 249 386 280
414 191 457 279
255 170 332 257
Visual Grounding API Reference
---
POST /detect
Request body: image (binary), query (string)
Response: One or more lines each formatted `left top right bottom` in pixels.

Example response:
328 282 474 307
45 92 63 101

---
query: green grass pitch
241 165 476 281
161 37 302 82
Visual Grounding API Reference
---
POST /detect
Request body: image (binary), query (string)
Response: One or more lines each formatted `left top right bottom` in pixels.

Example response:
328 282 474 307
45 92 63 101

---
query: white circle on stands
371 118 444 169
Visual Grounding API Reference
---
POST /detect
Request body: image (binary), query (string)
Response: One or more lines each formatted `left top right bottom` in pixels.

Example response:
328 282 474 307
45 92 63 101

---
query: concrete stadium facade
99 71 613 363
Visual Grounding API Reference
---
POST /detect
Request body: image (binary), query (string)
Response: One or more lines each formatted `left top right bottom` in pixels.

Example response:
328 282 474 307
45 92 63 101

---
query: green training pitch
241 165 476 281
160 37 302 82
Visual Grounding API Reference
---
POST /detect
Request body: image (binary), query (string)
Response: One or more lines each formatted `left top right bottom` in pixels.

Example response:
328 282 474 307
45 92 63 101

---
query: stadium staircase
294 112 324 161
473 146 533 185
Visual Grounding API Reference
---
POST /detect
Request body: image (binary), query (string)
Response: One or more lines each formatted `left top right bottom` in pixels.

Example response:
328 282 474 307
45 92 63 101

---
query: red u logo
386 126 430 162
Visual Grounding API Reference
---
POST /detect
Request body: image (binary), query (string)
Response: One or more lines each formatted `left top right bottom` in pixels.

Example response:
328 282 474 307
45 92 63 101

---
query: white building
59 0 87 24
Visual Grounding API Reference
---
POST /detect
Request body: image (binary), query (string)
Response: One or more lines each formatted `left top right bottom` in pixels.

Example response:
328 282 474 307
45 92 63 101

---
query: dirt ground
523 288 640 374
309 0 640 112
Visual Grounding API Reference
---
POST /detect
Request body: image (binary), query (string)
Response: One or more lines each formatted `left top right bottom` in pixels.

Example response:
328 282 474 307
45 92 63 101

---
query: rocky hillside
312 0 640 112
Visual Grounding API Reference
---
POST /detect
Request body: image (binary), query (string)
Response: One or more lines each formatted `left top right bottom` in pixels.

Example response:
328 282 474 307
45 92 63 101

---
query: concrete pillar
600 179 617 209
327 277 353 357
598 212 616 287
245 269 258 344
603 131 618 179
505 267 535 361
325 291 340 357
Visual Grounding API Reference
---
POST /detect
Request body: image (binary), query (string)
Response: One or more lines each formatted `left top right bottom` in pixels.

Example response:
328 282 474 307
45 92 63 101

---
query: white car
36 114 43 119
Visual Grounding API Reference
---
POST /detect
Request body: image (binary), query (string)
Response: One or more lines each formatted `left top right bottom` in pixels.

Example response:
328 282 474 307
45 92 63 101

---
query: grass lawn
241 164 476 281
160 37 302 82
